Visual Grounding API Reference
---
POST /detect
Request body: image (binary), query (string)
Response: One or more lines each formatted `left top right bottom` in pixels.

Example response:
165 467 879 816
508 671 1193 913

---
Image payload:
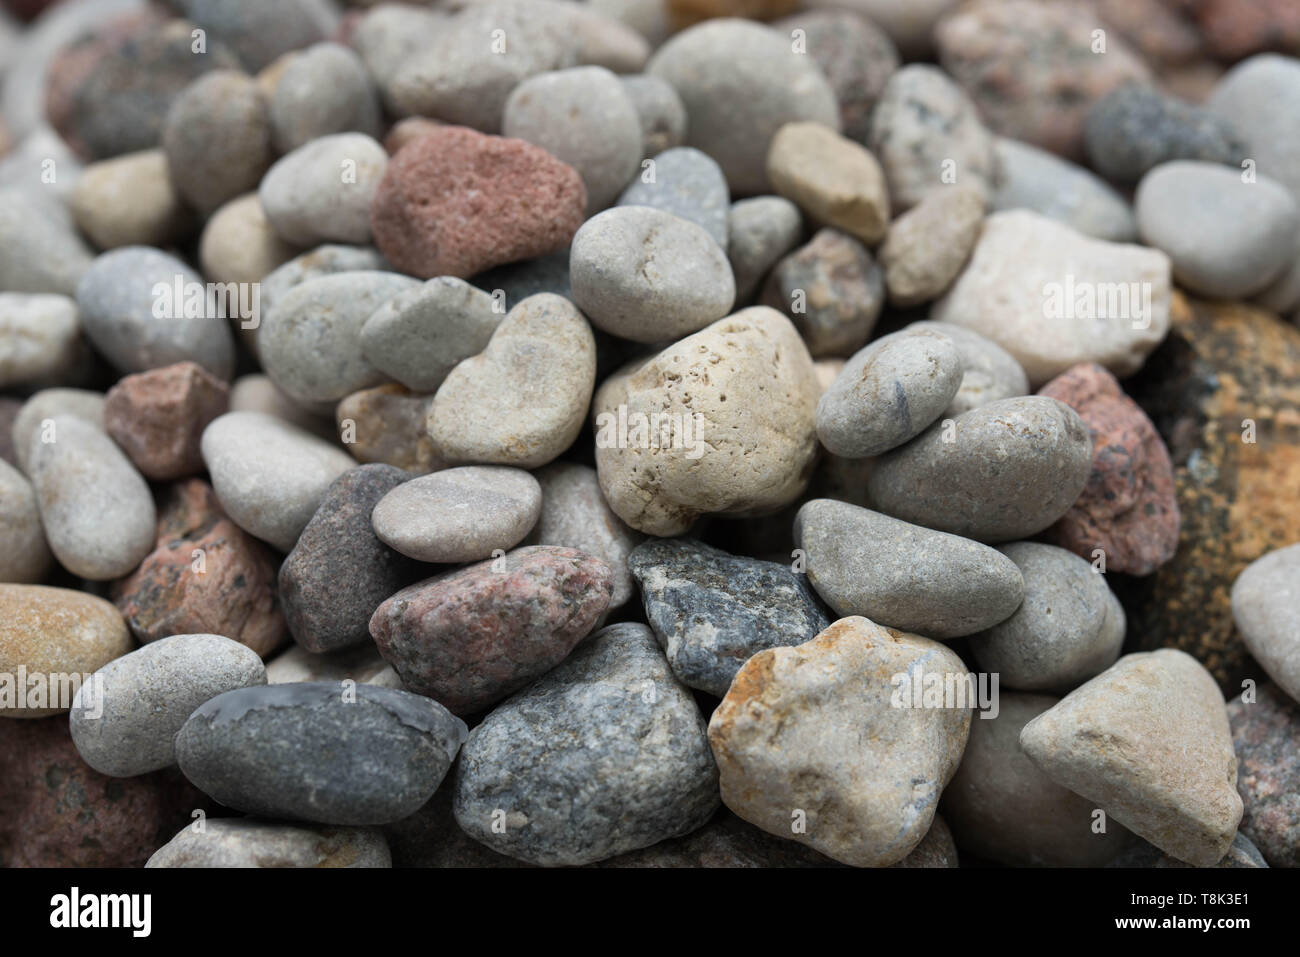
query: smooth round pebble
992 136 1138 242
620 74 686 158
904 320 1029 416
0 293 82 389
726 195 802 302
198 193 301 286
0 189 94 296
617 146 729 250
259 133 388 246
1231 543 1300 704
70 149 191 249
879 185 984 306
10 387 105 475
269 43 381 153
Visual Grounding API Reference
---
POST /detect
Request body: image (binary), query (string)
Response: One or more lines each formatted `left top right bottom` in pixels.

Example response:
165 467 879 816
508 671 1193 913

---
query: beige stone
767 122 889 245
70 150 192 249
880 185 984 306
336 384 443 475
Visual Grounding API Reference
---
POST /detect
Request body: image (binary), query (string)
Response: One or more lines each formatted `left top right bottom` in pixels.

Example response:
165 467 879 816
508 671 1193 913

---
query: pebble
336 385 441 475
69 634 266 777
264 643 402 689
646 19 839 195
162 70 272 215
170 0 337 73
767 122 889 245
10 387 105 475
28 415 155 581
594 307 819 536
570 206 734 343
280 465 423 654
176 682 467 825
1232 544 1300 703
935 0 1151 161
198 193 300 286
70 149 191 248
1135 161 1299 299
992 137 1139 242
360 277 502 394
229 374 335 441
620 74 686 158
726 196 802 303
372 466 541 565
473 251 572 312
260 270 417 406
349 3 446 100
370 546 613 715
628 537 830 697
879 185 984 306
794 499 1024 639
867 396 1094 543
113 479 286 656
74 246 236 379
453 622 718 864
617 147 729 249
531 463 643 609
971 543 1126 692
1109 832 1268 869
867 65 998 212
269 43 381 153
0 459 52 583
1020 649 1243 866
0 188 95 295
504 66 642 214
1227 682 1300 868
813 0 957 59
709 616 970 867
0 584 133 717
0 293 82 389
1206 54 1300 203
259 133 387 247
258 244 389 328
931 211 1172 386
816 327 964 458
761 228 884 358
148 819 391 868
200 411 356 552
428 293 596 468
1084 84 1245 186
773 9 900 143
942 691 1136 866
1038 363 1179 576
103 361 230 481
902 320 1028 416
370 125 586 279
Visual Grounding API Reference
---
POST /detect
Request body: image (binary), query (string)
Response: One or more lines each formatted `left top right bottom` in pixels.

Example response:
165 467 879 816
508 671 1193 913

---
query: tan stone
337 384 443 475
70 149 192 249
880 185 984 306
767 122 889 245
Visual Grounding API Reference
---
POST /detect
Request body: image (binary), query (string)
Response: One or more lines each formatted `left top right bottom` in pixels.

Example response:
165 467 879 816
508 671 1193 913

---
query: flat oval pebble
1135 160 1299 299
1231 543 1300 704
259 133 388 246
453 622 718 865
628 537 830 697
427 293 596 468
370 545 613 714
0 292 82 389
29 415 156 580
371 466 541 564
69 633 266 777
794 499 1023 639
259 270 418 405
147 819 391 868
0 584 133 718
816 328 964 458
617 146 729 249
570 205 735 343
992 136 1138 242
176 682 467 825
200 411 356 552
971 542 1125 692
279 465 423 654
867 395 1093 543
75 246 235 379
11 387 106 475
879 185 984 306
767 121 889 245
903 321 1028 416
0 459 52 583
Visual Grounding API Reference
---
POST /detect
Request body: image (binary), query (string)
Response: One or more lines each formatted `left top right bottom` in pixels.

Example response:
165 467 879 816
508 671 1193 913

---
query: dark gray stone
1108 831 1268 868
472 250 571 311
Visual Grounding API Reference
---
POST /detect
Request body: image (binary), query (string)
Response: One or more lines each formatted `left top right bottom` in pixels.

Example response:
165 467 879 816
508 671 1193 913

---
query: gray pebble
1135 160 1299 299
147 819 391 868
0 293 83 389
619 74 686 158
618 147 729 250
902 321 1029 416
69 633 267 777
794 499 1024 639
571 205 735 343
10 387 105 475
270 43 382 153
970 542 1126 692
258 133 388 246
29 414 156 580
171 0 338 73
176 682 467 825
727 196 802 303
867 396 1093 543
1207 54 1300 203
472 250 571 311
816 328 964 458
0 188 95 295
200 411 356 552
260 270 419 405
258 244 390 331
372 466 541 563
351 4 446 99
453 622 718 865
360 277 503 393
0 458 53 584
992 137 1137 242
279 465 424 654
1231 542 1300 704
628 538 830 697
75 246 235 379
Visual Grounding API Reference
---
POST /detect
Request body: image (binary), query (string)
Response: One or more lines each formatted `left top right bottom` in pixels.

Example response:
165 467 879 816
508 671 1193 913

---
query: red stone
113 479 287 657
1038 362 1179 576
369 126 587 279
1196 0 1300 60
104 361 230 481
